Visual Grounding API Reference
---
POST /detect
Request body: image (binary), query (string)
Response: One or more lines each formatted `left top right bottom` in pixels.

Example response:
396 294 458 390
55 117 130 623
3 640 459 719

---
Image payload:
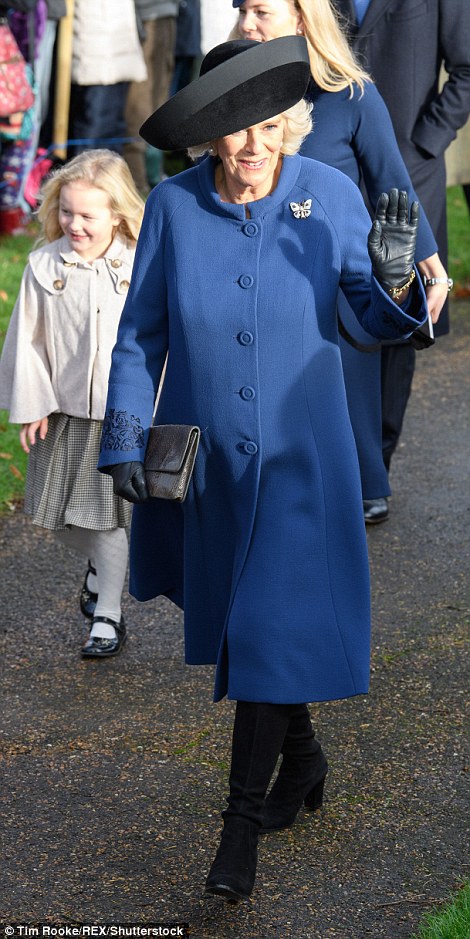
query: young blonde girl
0 150 145 657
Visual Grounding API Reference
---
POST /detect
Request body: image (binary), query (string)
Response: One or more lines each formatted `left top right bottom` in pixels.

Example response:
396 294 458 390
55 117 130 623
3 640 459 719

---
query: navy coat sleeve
351 84 438 261
312 163 428 340
302 82 437 262
305 160 427 340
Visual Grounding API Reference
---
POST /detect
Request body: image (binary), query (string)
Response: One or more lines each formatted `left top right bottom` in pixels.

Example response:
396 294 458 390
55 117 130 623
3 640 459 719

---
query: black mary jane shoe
80 560 98 620
363 497 389 525
81 616 126 658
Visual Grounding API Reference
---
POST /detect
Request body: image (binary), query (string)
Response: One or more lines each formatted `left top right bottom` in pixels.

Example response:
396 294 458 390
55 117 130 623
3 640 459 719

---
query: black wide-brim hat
140 36 311 151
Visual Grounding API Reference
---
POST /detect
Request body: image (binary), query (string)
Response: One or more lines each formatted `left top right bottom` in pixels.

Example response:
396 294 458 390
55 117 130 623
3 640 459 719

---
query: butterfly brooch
289 199 312 219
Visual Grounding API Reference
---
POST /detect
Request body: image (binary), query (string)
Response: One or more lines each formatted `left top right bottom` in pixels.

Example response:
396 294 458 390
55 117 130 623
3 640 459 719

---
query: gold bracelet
388 269 416 299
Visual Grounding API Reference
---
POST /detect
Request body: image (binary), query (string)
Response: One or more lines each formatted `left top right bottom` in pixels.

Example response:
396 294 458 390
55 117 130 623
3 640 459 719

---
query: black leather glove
106 461 149 504
368 189 419 293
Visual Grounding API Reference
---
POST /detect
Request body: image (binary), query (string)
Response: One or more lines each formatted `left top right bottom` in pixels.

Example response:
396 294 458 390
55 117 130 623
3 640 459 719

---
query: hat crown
200 40 259 77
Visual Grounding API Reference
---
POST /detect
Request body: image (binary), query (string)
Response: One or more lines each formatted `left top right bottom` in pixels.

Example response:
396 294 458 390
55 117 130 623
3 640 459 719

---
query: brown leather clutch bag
144 424 200 502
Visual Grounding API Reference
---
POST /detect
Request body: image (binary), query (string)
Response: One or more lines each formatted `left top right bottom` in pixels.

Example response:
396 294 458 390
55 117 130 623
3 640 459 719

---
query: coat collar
58 233 130 266
196 153 303 220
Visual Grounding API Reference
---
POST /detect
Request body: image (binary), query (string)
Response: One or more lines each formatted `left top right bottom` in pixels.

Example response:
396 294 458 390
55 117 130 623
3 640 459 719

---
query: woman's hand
19 417 49 454
422 281 448 323
417 253 450 324
368 189 419 304
106 461 149 503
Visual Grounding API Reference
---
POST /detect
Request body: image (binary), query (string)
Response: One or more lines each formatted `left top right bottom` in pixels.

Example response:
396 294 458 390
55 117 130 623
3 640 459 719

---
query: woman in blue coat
232 0 450 523
98 38 427 903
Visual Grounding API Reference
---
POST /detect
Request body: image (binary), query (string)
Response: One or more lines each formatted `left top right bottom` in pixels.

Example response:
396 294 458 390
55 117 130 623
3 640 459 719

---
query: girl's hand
19 417 49 454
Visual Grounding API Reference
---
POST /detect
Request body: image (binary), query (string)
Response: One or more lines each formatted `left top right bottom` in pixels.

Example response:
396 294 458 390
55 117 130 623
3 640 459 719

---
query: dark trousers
381 342 416 471
69 83 130 156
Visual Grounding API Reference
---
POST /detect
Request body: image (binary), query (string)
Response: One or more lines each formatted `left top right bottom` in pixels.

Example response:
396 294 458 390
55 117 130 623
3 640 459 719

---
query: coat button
119 279 130 291
111 259 122 268
240 385 255 400
53 279 64 290
238 274 254 289
238 331 254 345
242 221 258 237
242 441 258 454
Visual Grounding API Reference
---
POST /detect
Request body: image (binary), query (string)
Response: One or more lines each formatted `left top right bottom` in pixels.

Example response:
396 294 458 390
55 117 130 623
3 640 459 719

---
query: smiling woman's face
237 0 303 42
214 115 285 202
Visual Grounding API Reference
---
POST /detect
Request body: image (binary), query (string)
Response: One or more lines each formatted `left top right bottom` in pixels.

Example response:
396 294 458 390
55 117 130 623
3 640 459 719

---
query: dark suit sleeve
412 0 470 158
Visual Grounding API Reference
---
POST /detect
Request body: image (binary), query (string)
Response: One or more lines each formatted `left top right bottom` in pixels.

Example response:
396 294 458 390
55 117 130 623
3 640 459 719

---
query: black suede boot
260 704 328 832
205 701 292 903
204 816 259 904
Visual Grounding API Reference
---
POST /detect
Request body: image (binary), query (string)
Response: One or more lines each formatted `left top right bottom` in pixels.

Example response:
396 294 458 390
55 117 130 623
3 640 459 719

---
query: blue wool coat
98 154 427 704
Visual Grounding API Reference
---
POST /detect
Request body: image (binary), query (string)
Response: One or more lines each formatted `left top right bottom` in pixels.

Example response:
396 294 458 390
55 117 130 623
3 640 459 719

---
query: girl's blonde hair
36 149 145 244
187 99 313 162
231 0 371 94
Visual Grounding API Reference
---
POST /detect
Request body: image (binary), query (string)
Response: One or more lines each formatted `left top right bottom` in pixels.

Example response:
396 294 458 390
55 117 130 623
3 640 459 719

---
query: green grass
0 233 35 508
0 186 469 510
412 883 470 939
447 186 470 296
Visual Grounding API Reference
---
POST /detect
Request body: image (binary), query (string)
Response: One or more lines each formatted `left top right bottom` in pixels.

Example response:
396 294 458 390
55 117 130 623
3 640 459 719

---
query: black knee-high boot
261 704 328 832
205 701 292 903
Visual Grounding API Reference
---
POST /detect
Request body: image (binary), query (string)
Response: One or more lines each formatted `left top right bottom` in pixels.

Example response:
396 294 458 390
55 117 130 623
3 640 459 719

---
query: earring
296 27 304 34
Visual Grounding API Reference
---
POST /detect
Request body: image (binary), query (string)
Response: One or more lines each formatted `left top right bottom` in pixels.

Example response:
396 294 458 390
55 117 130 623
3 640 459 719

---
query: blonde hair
187 99 313 161
231 0 371 94
36 149 145 244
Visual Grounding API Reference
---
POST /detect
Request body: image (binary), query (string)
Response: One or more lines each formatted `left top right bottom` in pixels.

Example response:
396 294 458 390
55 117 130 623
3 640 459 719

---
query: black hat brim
140 36 311 151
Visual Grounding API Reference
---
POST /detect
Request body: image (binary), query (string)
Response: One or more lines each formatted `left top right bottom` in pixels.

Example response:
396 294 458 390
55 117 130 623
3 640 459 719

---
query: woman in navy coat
232 0 449 523
98 38 427 902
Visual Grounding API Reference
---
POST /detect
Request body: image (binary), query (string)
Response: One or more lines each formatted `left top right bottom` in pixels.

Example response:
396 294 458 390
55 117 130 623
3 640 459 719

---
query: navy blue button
238 274 254 289
242 222 258 237
238 330 254 345
242 441 258 454
240 385 255 400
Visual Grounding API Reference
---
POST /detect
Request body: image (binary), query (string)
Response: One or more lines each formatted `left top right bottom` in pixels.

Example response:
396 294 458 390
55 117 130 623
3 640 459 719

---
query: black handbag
144 424 200 502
